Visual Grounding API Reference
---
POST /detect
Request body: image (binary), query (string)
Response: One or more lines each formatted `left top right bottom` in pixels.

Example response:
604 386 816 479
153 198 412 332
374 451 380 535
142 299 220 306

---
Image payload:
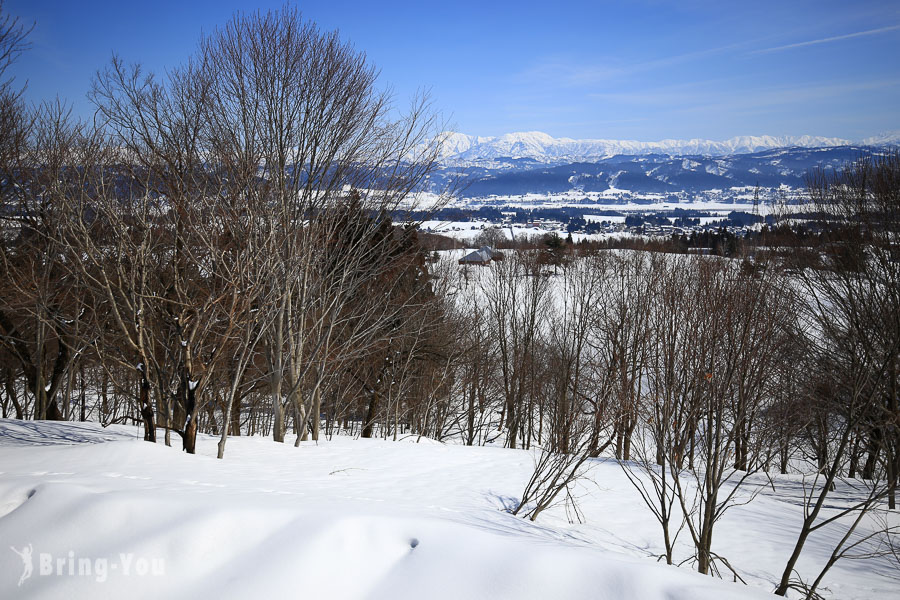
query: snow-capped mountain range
438 131 900 163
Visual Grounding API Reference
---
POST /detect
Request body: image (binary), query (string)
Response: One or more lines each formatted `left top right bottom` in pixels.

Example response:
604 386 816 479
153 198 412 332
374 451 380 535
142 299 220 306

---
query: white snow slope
0 420 895 599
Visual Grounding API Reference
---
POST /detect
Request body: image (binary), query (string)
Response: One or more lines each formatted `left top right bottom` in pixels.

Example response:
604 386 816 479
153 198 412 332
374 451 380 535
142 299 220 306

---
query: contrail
751 24 900 54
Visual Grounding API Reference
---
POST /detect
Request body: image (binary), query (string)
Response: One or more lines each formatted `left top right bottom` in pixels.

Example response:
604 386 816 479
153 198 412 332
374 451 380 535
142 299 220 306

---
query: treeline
477 218 893 266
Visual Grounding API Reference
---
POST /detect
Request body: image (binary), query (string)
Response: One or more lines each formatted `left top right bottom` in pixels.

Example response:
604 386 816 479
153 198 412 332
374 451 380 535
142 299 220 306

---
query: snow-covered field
441 190 805 214
419 220 643 244
0 420 896 599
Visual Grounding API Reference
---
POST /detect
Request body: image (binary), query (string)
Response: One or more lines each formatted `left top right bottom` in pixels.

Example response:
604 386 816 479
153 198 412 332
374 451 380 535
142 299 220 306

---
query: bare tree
482 251 551 449
0 101 101 423
774 152 900 598
512 417 593 522
594 251 655 461
616 253 694 565
0 1 31 168
191 7 447 443
546 253 606 453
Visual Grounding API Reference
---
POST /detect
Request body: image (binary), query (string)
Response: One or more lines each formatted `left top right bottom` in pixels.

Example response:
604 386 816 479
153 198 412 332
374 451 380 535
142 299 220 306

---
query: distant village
413 188 812 244
416 204 812 242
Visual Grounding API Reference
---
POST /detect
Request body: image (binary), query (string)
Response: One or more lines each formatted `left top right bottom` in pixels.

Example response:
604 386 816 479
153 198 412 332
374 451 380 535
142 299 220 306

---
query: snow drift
0 420 894 599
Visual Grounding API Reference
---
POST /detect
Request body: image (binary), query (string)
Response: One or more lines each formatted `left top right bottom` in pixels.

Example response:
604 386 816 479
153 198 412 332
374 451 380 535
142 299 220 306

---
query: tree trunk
230 395 241 437
295 394 309 444
862 428 881 480
362 388 380 439
79 365 86 422
140 374 156 443
466 382 476 446
182 382 197 453
312 385 321 441
780 440 789 475
622 418 635 461
272 374 285 443
505 394 517 449
5 370 23 419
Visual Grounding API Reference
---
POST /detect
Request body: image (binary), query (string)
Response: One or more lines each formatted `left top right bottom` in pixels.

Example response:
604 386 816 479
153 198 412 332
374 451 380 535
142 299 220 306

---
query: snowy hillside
438 131 858 163
429 145 878 197
861 131 900 146
1 420 896 599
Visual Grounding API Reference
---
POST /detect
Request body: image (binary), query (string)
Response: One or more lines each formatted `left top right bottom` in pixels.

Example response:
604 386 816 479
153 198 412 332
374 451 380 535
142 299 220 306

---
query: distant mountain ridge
438 131 900 163
428 145 895 198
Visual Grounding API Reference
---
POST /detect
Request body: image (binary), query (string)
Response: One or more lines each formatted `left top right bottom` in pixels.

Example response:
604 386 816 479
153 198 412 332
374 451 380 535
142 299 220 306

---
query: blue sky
5 0 900 141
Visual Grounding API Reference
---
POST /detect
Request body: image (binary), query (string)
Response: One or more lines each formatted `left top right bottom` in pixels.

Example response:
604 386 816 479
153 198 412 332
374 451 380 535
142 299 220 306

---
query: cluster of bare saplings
448 150 899 596
0 6 898 596
0 6 459 458
469 159 896 598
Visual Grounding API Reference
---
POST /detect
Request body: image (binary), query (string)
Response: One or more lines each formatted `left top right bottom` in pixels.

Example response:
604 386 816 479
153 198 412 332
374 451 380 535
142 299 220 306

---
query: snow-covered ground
0 420 896 599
